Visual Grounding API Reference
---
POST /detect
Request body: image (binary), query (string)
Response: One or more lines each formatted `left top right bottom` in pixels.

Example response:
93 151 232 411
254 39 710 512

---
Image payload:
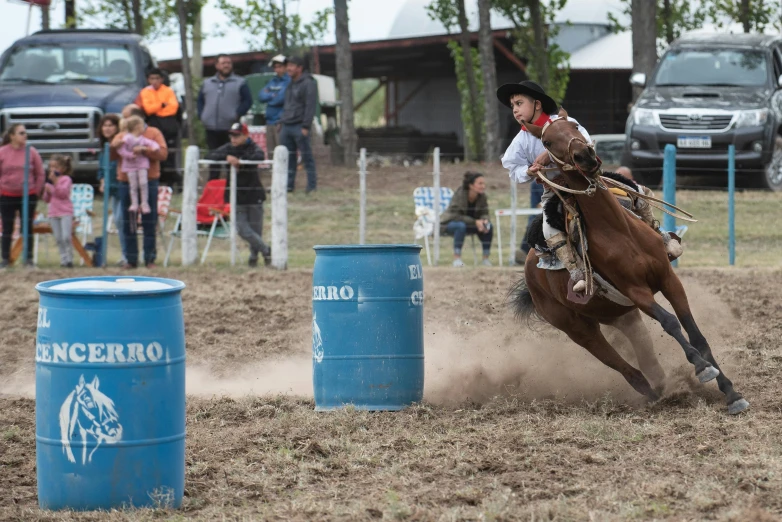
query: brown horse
510 109 749 415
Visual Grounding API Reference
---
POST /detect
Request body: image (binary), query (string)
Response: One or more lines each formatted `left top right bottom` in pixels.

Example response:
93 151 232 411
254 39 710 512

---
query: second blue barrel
35 276 186 510
312 244 424 410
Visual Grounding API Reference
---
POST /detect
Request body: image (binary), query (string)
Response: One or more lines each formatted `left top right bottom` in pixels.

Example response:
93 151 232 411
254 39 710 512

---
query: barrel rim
35 276 186 296
313 244 422 252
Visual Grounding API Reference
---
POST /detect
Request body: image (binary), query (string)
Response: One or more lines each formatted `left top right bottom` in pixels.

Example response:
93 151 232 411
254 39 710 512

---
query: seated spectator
205 123 270 267
440 172 493 267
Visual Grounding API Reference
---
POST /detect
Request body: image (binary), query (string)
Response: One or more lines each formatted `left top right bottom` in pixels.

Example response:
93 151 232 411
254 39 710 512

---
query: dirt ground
1 266 782 521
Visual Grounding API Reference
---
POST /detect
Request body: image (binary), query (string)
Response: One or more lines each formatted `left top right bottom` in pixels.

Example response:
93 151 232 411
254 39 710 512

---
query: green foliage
448 40 485 161
709 0 782 32
493 0 571 104
424 0 460 32
77 0 205 39
353 79 385 128
216 0 333 54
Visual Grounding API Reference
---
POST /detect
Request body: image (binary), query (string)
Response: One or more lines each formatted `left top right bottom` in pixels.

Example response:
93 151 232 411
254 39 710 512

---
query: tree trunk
478 0 500 163
334 0 356 165
121 0 132 32
528 0 548 91
191 7 203 85
65 0 76 28
41 4 50 30
740 0 751 32
457 0 484 161
131 0 143 35
176 0 196 144
281 0 289 54
631 0 657 102
663 0 674 43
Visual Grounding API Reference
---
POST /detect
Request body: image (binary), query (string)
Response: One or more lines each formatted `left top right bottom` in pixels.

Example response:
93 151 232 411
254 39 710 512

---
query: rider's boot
635 195 683 261
546 232 587 294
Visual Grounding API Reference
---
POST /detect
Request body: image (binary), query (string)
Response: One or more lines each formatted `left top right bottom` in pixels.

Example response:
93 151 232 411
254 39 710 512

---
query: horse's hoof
696 365 720 383
728 398 750 415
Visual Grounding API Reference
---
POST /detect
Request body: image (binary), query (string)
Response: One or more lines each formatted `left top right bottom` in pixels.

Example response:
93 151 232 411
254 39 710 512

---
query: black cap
228 122 249 136
496 80 558 114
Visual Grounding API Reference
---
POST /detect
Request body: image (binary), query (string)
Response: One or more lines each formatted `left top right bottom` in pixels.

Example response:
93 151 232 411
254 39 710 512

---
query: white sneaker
452 259 465 267
481 259 492 267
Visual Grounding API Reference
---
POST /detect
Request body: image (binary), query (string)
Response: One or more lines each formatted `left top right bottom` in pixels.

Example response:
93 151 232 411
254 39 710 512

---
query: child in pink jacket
117 115 160 215
42 155 74 267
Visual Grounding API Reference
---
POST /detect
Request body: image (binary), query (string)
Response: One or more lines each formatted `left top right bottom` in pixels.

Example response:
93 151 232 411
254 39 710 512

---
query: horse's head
523 108 601 178
75 375 122 442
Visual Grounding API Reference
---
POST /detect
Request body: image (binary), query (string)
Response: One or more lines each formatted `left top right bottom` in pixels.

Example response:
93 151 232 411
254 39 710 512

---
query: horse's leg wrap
634 192 683 260
546 232 586 293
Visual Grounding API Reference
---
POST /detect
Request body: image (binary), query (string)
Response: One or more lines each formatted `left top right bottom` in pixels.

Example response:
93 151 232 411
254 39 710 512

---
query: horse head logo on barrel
59 375 123 465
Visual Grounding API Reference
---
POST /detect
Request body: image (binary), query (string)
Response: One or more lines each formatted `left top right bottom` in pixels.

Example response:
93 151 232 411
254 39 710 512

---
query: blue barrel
35 276 186 510
312 244 424 411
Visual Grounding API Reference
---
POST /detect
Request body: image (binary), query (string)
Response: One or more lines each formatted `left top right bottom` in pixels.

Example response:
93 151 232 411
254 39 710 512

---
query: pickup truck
623 32 782 191
0 29 156 178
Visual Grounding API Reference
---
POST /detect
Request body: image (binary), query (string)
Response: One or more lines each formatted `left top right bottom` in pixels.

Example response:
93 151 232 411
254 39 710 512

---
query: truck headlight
632 108 656 126
735 108 769 128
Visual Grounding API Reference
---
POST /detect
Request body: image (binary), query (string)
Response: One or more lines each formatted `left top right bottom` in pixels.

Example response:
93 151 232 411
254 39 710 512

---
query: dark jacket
205 138 266 205
197 73 253 131
258 74 291 125
440 186 490 228
280 72 318 129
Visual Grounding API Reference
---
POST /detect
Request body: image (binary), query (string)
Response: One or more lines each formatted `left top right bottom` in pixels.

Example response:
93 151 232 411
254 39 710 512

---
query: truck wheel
762 138 782 192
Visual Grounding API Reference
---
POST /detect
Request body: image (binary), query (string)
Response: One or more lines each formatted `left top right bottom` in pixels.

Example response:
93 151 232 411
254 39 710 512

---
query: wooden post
181 145 199 265
271 146 288 270
229 164 237 266
509 179 518 265
359 148 367 244
433 147 441 265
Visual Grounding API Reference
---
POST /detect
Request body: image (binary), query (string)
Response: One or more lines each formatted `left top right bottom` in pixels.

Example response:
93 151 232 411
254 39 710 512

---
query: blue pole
22 144 30 266
728 144 735 266
663 144 677 268
101 143 110 268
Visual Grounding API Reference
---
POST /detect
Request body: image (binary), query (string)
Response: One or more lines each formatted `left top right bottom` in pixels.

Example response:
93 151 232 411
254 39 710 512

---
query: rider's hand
533 150 550 166
98 179 105 193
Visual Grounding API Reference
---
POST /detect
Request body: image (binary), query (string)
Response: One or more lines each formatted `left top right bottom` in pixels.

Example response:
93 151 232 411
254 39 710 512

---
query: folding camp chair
412 187 477 266
71 184 94 245
163 179 231 266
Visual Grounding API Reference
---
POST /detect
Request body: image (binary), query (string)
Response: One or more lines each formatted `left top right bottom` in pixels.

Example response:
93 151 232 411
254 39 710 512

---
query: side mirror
630 72 647 88
777 74 782 88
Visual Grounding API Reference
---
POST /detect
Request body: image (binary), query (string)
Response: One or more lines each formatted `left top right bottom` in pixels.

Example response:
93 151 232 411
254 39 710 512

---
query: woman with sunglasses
0 124 46 267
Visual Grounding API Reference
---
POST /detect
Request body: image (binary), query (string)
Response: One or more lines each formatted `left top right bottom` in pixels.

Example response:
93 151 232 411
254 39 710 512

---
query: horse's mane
87 384 118 420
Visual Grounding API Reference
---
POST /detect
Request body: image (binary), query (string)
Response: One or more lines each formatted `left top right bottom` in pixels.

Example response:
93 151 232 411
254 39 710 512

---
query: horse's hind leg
533 297 659 400
660 275 749 415
626 287 719 384
609 310 666 396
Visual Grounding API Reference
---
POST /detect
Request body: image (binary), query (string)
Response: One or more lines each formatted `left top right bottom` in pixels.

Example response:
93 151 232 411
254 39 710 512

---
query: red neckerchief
521 113 551 132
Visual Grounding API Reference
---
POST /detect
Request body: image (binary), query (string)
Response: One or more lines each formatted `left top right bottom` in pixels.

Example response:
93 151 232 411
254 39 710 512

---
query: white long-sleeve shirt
501 115 592 184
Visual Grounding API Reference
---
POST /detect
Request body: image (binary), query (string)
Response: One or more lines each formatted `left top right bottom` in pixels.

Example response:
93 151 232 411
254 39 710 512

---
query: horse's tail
507 275 539 324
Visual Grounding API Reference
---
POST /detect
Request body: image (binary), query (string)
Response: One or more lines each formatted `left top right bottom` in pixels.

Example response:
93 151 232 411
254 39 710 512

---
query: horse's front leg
608 309 666 396
660 275 749 415
625 287 720 384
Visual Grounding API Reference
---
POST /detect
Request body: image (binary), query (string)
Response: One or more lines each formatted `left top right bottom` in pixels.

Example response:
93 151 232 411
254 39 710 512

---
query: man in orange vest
136 68 180 187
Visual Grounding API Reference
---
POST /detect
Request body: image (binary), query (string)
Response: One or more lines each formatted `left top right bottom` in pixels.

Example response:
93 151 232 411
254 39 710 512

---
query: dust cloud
186 357 313 397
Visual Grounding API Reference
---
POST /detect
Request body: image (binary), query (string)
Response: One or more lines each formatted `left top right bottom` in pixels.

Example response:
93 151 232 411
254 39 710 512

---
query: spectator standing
111 105 168 269
440 172 494 267
137 68 180 186
197 55 253 180
97 114 128 265
205 123 270 267
279 56 318 193
0 124 45 267
258 54 290 154
41 155 74 268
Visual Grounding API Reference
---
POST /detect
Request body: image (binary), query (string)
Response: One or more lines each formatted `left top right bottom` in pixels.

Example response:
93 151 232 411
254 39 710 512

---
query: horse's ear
91 376 100 389
523 120 543 139
557 106 568 120
79 375 85 387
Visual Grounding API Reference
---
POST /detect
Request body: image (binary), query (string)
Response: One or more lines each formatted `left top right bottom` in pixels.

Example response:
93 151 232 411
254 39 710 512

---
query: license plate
677 136 711 148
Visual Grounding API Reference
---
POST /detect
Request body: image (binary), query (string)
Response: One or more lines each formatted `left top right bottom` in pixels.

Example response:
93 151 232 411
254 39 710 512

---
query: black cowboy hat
496 80 558 114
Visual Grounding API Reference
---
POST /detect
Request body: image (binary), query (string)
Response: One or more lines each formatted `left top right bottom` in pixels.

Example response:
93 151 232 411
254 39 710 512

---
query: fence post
663 144 677 268
433 147 441 265
728 144 736 266
22 144 30 265
359 148 367 245
100 143 110 267
181 145 199 266
229 164 237 266
271 145 289 270
509 178 518 265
